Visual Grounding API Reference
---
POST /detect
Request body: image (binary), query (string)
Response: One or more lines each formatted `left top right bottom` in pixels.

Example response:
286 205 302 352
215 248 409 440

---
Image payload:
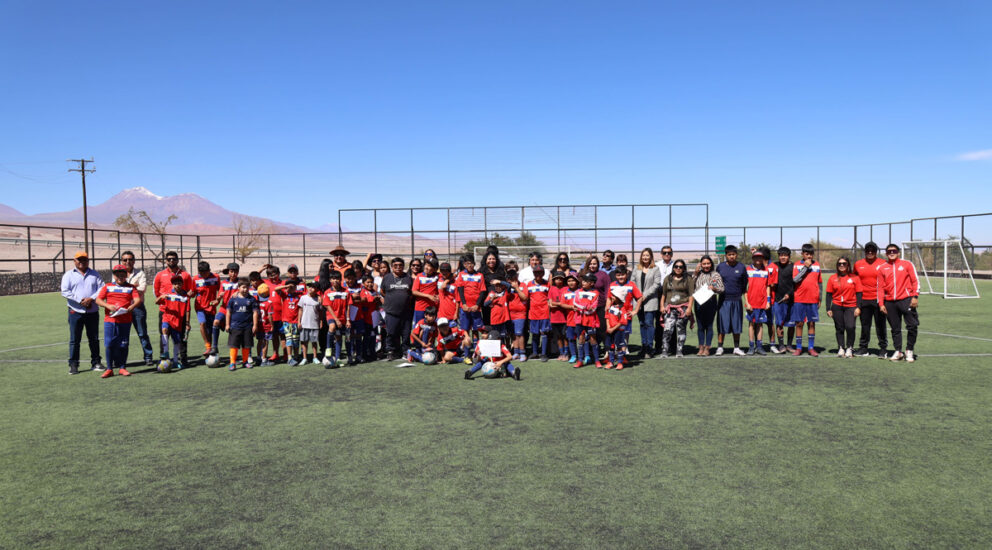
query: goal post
902 240 981 299
473 245 572 268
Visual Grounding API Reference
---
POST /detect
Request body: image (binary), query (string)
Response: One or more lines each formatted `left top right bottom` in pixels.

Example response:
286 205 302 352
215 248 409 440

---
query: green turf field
2 285 991 548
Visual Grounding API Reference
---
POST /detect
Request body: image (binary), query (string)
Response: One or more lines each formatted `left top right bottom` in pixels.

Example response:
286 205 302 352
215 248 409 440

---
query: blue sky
1 1 990 231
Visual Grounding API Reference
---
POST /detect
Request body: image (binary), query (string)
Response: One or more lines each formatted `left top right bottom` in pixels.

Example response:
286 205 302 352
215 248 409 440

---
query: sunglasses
673 265 685 269
661 251 673 256
838 262 849 266
886 250 899 254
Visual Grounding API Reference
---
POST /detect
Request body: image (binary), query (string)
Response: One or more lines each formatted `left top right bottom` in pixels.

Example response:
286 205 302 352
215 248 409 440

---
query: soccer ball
481 361 499 378
157 359 172 373
205 354 219 367
422 351 437 365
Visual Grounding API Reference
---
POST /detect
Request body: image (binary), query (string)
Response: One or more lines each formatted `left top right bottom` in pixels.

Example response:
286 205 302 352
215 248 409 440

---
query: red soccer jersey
438 279 459 320
608 281 642 315
153 268 194 299
455 271 486 307
507 286 527 320
357 288 380 324
854 258 884 302
606 306 630 331
410 319 437 347
792 261 822 304
485 290 510 325
548 285 568 324
474 341 512 363
412 273 440 312
745 264 771 310
265 277 283 321
524 280 551 320
217 278 240 314
258 297 274 332
876 259 920 303
436 327 468 352
280 290 301 324
97 282 140 323
826 274 863 307
322 287 351 324
193 273 220 313
573 289 600 328
159 290 190 331
344 283 362 321
562 289 578 327
766 263 780 301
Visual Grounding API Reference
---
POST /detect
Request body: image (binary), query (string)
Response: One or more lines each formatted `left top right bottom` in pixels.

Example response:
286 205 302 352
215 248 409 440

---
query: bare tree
233 215 272 262
114 207 178 262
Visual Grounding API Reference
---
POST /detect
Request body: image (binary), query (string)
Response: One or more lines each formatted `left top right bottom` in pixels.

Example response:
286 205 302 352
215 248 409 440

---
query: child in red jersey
522 266 552 362
263 265 285 362
744 250 771 355
548 271 569 361
411 259 440 326
193 261 220 357
354 275 383 363
275 281 302 365
256 283 276 366
825 257 863 358
608 266 643 333
156 274 191 370
483 280 511 343
321 271 350 367
455 254 487 339
464 326 521 380
561 274 580 362
408 306 439 363
506 267 528 360
435 317 472 364
604 294 631 369
437 263 460 327
210 262 240 358
572 274 602 368
790 244 823 356
94 264 143 377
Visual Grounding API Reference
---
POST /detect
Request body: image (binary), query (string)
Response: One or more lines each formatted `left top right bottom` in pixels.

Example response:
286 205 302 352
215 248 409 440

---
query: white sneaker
889 351 904 362
732 347 746 356
837 349 845 358
311 357 321 365
845 348 854 358
714 347 725 356
770 345 785 354
905 350 915 363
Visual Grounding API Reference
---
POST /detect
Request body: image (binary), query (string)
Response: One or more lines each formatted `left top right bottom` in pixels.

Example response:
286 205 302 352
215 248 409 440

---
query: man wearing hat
329 245 351 278
60 250 105 374
153 251 195 364
93 264 143 377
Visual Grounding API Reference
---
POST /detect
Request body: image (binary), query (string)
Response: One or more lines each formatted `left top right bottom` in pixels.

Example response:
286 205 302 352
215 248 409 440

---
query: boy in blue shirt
225 279 259 370
715 245 748 356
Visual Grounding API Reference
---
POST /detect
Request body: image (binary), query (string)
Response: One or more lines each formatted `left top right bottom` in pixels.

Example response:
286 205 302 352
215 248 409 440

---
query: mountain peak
119 186 162 200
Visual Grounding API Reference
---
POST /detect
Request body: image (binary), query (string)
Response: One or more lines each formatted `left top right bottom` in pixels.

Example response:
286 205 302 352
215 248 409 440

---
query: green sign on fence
715 236 726 255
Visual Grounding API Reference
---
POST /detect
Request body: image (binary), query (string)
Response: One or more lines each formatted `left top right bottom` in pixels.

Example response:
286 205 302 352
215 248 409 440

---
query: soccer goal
473 245 572 268
902 240 981 299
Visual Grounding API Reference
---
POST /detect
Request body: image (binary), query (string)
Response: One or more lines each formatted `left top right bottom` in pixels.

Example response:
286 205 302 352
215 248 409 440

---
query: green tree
462 231 546 254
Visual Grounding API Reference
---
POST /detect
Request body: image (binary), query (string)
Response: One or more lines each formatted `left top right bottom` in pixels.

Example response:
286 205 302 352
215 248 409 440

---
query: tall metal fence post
232 235 236 262
61 228 66 274
556 206 561 250
375 210 379 253
668 205 673 247
594 207 598 253
483 208 488 244
630 205 635 258
267 234 272 264
410 209 415 259
140 233 145 271
816 226 821 263
338 211 343 247
27 226 33 293
302 234 307 275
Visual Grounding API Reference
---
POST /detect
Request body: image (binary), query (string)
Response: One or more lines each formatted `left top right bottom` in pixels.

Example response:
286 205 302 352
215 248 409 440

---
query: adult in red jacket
877 244 920 363
153 251 195 364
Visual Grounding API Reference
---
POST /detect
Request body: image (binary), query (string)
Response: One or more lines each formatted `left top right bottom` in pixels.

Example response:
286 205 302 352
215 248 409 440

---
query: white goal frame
902 240 981 299
473 245 572 267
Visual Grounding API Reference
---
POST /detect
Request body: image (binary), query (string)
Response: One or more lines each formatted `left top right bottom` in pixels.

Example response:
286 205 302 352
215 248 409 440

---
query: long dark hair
316 258 333 291
698 255 715 273
836 256 852 276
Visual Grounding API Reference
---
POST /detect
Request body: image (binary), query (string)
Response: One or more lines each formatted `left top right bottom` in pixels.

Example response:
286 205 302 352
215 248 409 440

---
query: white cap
436 317 450 325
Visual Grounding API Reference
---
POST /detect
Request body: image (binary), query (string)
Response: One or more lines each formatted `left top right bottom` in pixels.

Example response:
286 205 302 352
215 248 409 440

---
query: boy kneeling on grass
436 317 472 364
464 326 521 380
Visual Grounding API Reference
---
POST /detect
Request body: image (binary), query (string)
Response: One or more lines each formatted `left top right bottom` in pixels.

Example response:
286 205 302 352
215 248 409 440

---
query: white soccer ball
422 351 437 365
481 361 499 378
205 354 219 367
157 359 172 373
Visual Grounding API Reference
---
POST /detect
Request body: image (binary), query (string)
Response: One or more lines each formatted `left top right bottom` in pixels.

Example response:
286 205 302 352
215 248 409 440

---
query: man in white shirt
121 250 155 365
655 246 676 352
517 252 544 284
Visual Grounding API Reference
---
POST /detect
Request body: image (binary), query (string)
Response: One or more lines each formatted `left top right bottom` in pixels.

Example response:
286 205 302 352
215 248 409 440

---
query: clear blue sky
1 0 990 231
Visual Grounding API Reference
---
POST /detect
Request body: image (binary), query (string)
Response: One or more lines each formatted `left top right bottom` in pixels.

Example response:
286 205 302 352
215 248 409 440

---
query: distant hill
0 203 25 219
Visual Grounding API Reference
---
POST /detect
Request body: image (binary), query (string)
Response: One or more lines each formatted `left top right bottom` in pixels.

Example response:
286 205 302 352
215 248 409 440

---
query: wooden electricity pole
68 158 95 257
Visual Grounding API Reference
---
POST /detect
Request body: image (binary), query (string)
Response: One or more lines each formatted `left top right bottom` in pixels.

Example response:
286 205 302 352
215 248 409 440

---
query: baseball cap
436 317 450 326
73 250 89 259
112 264 128 272
222 262 240 274
551 270 566 280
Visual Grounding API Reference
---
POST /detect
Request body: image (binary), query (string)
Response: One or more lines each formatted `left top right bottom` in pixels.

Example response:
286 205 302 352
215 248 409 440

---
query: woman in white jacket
632 247 661 358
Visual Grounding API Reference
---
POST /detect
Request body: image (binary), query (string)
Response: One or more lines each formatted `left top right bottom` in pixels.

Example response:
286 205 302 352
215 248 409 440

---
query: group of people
60 240 921 379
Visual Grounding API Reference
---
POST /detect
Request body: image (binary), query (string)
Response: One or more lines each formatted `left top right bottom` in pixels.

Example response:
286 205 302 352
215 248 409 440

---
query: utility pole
68 158 95 257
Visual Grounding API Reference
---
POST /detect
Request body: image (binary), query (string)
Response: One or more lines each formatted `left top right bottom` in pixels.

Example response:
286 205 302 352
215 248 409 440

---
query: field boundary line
920 331 992 343
0 342 67 354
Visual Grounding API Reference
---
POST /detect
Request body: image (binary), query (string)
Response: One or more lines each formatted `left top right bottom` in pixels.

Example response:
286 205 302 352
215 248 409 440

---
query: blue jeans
695 299 718 347
68 310 101 367
104 321 131 369
637 309 656 354
130 303 154 361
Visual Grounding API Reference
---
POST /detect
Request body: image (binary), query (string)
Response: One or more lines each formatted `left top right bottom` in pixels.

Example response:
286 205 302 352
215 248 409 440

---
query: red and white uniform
193 273 220 313
826 274 863 307
344 282 362 321
265 277 283 322
766 262 780 301
507 286 527 321
606 305 630 330
548 284 568 324
524 280 551 320
455 271 486 307
280 289 301 324
357 288 380 324
573 289 600 328
608 280 642 315
258 297 275 333
436 327 468 352
153 269 193 299
412 273 440 312
159 290 190 331
876 259 919 304
475 341 512 364
322 287 351 325
410 319 437 347
438 279 460 320
792 261 822 304
217 278 240 315
97 282 140 324
485 290 510 325
854 258 884 303
745 264 770 310
562 289 578 327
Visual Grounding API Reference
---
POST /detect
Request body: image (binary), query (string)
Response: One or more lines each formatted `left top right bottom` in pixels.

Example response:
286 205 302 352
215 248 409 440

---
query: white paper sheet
477 339 502 357
692 286 715 304
110 307 130 317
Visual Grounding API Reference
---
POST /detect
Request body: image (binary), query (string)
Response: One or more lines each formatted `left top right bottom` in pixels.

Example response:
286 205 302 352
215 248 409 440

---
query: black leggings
830 305 857 350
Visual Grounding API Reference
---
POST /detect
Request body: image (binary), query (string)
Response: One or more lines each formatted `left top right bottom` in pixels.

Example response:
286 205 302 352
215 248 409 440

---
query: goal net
473 245 572 270
902 240 981 299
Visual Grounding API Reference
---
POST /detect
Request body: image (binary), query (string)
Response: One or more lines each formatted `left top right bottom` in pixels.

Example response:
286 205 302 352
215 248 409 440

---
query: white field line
919 331 992 343
0 342 68 354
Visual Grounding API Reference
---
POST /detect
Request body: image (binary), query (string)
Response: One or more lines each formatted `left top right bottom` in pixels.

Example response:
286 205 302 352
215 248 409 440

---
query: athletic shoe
119 367 132 376
463 357 473 365
584 355 592 365
659 353 669 359
714 347 725 356
540 355 549 363
263 360 275 367
889 351 904 362
845 348 854 358
785 346 797 354
675 352 684 358
173 362 183 371
246 361 254 369
733 348 746 356
558 355 568 361
228 363 237 371
792 348 802 356
808 349 819 357
464 369 472 380
621 356 629 365
604 361 614 369
101 369 114 378
856 348 871 357
616 362 625 370
202 351 212 358
144 359 155 366
595 360 603 369
755 347 767 356
69 365 79 375
837 350 845 358
268 354 280 362
878 350 889 359
311 357 321 365
513 367 522 380
644 352 654 360
520 355 528 362
746 347 755 356
288 358 299 367
768 345 779 354
905 350 915 363
92 363 107 372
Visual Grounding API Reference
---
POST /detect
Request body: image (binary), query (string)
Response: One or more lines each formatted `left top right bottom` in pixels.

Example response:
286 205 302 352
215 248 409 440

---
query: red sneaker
119 367 132 377
621 356 629 365
573 360 583 368
595 361 603 369
808 349 819 357
791 348 802 356
101 369 114 378
604 361 614 369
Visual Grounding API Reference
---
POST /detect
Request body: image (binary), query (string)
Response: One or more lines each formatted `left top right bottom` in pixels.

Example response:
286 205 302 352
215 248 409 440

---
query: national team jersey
193 273 220 313
412 274 440 312
548 285 568 324
322 288 351 323
524 280 550 320
438 279 460 320
608 280 642 315
97 282 140 323
766 263 780 301
854 258 884 302
159 291 190 331
357 288 380 324
258 297 274 332
606 306 630 330
826 274 863 307
280 290 301 323
475 341 511 363
153 269 194 299
344 283 363 321
436 327 467 352
217 278 240 314
573 289 600 328
562 289 578 327
507 286 527 320
745 264 771 310
485 290 510 325
265 277 283 322
792 261 822 304
226 295 258 331
410 319 437 347
455 271 486 307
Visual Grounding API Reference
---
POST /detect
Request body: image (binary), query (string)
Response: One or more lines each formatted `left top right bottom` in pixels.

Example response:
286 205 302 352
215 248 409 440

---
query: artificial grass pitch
1 289 991 548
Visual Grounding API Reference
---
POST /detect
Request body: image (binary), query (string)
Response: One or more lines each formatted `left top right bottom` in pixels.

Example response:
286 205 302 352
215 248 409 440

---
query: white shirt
126 268 147 296
658 259 675 282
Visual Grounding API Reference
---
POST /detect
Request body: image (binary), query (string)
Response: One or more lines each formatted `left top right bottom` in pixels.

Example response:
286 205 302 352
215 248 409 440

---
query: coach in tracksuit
877 244 920 363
